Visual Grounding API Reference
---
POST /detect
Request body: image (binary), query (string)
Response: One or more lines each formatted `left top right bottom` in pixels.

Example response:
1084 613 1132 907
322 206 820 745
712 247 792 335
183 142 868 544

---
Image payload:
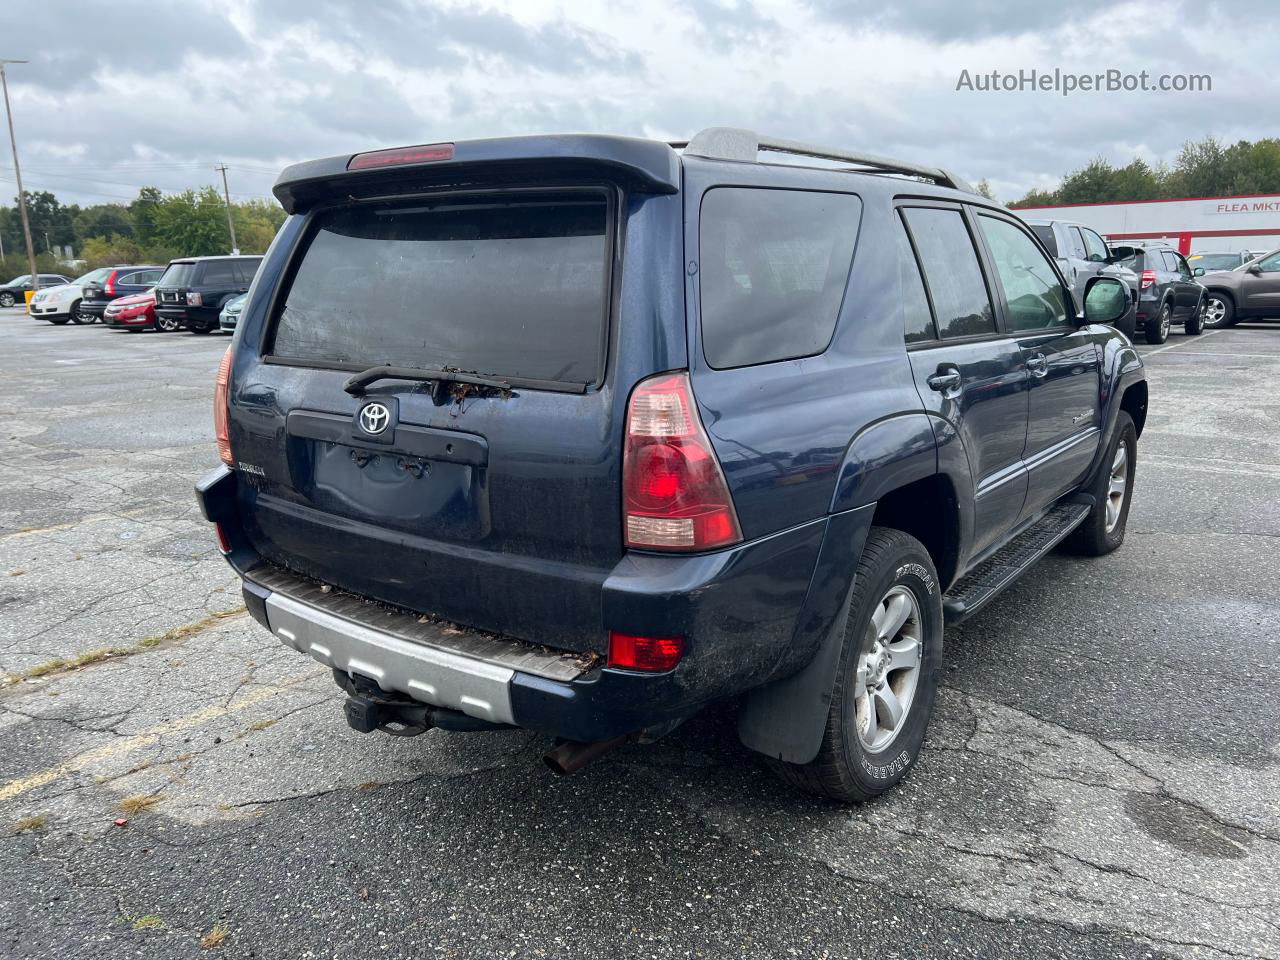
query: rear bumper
157 305 217 328
196 465 838 741
78 300 108 317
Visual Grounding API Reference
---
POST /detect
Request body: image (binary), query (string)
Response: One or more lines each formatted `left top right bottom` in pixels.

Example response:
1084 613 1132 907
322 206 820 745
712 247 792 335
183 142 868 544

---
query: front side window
978 215 1071 332
901 207 996 340
1255 251 1280 273
272 192 610 386
1083 229 1109 262
699 187 860 369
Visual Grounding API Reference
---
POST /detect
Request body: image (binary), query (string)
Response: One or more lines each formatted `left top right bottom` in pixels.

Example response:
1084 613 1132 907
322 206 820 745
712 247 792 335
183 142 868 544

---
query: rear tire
1144 301 1172 344
766 527 942 803
187 321 213 335
1184 297 1204 336
0 292 15 308
1062 412 1136 557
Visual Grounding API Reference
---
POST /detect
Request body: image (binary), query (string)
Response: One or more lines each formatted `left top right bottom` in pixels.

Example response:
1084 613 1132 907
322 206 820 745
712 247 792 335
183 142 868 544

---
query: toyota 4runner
196 128 1147 802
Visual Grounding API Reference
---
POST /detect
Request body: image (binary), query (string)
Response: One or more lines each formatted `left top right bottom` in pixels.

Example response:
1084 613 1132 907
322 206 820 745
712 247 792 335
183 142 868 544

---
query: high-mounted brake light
104 270 118 297
347 143 455 171
608 632 685 672
1140 269 1157 289
214 346 233 467
623 372 742 552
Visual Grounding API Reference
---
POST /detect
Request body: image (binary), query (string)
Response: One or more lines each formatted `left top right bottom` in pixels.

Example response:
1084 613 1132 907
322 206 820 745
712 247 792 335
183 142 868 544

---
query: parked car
1187 251 1258 273
0 273 72 307
1020 217 1138 337
1108 242 1206 343
196 129 1146 803
154 256 261 334
28 267 113 324
102 290 162 331
218 293 247 333
79 265 166 322
1196 247 1280 327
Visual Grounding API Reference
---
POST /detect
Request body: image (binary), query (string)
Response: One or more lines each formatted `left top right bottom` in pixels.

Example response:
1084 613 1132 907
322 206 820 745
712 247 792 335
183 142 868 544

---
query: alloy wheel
855 585 923 752
1204 298 1227 327
0 293 13 308
1159 305 1172 339
1105 442 1130 533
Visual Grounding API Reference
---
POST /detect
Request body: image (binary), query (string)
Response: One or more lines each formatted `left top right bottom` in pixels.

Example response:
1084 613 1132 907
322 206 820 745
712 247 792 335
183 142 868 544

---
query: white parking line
1139 329 1220 357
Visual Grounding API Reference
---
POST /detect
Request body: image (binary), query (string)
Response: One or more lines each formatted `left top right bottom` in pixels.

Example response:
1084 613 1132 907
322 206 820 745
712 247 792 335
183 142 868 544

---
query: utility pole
1 59 39 294
215 163 238 255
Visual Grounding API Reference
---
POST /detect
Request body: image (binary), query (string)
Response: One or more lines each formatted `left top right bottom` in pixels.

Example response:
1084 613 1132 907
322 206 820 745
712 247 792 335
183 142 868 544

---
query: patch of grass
131 915 164 931
0 606 248 688
248 718 276 732
118 794 161 815
200 922 229 950
13 813 47 833
7 569 24 577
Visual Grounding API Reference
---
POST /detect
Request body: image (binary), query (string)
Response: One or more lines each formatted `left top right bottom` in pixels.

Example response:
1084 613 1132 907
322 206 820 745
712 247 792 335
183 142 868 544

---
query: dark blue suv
197 128 1147 801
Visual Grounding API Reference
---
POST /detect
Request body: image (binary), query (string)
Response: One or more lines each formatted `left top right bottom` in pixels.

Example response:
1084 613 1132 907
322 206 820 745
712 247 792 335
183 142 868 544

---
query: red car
102 290 179 331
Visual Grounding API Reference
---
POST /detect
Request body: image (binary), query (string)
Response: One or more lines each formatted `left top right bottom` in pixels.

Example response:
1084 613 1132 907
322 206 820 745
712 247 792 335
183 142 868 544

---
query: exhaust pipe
543 734 630 776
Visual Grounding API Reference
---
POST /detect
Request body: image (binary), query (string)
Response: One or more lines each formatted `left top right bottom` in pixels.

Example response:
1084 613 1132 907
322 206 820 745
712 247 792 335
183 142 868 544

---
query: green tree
975 178 996 201
129 187 164 246
75 204 134 243
151 187 234 256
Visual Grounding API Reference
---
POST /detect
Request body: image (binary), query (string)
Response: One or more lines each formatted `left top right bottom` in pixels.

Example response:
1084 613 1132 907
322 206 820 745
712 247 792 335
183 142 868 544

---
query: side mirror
1193 267 1205 276
1083 276 1128 327
1248 265 1263 275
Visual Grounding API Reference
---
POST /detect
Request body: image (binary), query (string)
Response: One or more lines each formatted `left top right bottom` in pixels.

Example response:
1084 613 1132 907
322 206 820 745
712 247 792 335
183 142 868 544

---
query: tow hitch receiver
335 670 511 736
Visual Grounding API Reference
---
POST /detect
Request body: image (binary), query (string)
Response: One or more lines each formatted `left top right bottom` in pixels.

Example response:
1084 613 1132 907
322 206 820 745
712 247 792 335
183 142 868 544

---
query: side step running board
943 499 1092 624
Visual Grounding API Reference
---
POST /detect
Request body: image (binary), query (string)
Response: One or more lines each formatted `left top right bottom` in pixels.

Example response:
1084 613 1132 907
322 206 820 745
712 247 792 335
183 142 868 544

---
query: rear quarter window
1030 225 1058 258
698 187 861 369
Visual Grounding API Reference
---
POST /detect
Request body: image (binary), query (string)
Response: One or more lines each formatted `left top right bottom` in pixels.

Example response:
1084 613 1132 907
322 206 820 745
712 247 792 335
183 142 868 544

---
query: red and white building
1015 193 1280 256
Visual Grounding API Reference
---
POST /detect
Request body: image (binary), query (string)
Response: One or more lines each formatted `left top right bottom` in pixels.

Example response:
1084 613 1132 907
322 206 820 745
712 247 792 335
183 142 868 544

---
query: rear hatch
154 261 198 307
230 172 678 654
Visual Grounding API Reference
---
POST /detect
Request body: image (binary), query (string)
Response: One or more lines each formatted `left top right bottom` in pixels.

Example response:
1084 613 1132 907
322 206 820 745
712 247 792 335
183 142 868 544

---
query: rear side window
896 217 936 344
699 188 860 369
201 261 239 285
1030 225 1058 257
233 259 260 283
901 207 996 340
272 192 610 386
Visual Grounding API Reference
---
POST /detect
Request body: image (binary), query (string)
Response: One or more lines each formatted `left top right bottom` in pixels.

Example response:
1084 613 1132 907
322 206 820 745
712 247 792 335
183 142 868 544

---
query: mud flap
737 503 876 764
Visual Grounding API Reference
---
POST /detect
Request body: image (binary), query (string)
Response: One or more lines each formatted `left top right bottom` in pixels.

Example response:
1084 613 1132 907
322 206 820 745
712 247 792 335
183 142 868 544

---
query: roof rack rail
670 126 975 194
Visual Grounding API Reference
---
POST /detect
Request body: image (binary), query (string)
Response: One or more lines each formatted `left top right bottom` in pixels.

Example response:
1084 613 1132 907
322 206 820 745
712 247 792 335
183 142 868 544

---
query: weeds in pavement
118 794 161 815
131 915 164 931
13 814 47 833
200 923 229 950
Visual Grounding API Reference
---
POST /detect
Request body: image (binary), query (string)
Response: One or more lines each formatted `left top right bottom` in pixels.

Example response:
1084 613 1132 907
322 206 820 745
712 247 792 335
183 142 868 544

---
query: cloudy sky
1 0 1276 208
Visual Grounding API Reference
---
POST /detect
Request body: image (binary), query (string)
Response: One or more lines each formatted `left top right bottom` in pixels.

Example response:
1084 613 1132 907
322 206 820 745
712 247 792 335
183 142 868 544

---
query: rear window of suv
270 192 611 387
158 262 196 287
699 188 860 369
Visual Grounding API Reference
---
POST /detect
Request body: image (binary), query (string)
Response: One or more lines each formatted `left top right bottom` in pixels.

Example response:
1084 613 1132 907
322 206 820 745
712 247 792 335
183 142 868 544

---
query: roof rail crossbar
674 126 974 193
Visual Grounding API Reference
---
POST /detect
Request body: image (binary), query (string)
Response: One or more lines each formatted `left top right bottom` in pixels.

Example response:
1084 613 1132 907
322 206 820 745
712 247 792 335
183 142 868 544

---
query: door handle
1026 353 1048 378
927 369 962 393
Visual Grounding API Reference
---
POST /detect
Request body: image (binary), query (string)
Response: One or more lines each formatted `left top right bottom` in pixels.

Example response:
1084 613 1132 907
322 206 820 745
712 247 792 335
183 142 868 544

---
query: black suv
196 129 1147 802
79 265 166 322
154 256 262 333
1110 242 1207 344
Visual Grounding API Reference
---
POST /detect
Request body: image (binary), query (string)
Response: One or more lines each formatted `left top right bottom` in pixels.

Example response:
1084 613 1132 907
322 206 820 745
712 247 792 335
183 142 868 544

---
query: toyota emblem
359 402 391 435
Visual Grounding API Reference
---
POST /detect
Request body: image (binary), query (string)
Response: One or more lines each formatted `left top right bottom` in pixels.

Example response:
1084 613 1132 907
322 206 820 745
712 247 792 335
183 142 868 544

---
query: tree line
1009 136 1280 208
0 186 286 279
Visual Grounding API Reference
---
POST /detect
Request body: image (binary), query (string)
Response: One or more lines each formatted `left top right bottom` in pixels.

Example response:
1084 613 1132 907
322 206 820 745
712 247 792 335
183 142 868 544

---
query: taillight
214 347 233 467
608 632 685 672
347 143 455 170
188 291 203 306
103 270 117 296
1140 270 1156 289
214 522 231 555
623 372 742 551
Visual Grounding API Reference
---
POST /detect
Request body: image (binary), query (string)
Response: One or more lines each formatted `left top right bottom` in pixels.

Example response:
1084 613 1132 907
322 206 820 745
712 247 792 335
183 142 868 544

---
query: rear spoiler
272 134 681 213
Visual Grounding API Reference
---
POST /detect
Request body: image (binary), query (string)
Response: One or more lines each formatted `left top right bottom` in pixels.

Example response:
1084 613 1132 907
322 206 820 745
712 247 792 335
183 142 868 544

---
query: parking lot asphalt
0 308 1277 960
